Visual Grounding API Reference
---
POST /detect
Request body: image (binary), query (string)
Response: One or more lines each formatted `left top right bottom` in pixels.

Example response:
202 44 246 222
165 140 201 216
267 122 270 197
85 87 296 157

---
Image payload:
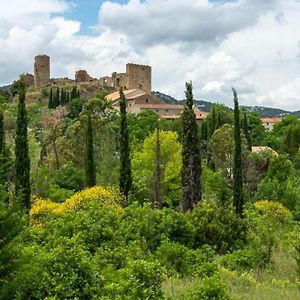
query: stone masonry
34 55 50 88
100 63 152 94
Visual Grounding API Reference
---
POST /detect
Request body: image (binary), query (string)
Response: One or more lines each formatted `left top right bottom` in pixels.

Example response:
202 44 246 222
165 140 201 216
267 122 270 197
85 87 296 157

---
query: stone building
23 73 34 87
261 117 281 131
105 88 207 123
100 63 152 94
34 55 50 88
75 70 97 83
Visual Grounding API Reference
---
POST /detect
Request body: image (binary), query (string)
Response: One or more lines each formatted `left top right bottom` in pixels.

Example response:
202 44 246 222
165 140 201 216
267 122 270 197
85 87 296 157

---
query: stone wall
34 55 50 88
75 70 97 83
126 63 151 94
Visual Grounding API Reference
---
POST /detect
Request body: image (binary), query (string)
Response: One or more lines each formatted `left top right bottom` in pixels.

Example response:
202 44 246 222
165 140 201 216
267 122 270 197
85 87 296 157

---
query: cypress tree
152 127 162 209
71 86 78 101
48 88 53 109
85 113 96 187
60 88 65 105
15 80 31 210
0 108 11 200
242 111 251 150
208 105 217 138
181 82 201 212
56 87 60 107
119 88 132 198
232 88 244 216
0 110 4 154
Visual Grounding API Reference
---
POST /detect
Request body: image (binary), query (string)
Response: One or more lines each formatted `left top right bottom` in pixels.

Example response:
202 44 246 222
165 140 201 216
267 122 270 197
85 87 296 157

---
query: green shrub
191 200 247 254
53 163 85 192
185 273 231 300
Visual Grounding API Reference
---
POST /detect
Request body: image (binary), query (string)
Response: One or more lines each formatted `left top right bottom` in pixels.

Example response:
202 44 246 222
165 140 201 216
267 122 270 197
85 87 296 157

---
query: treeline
48 85 80 109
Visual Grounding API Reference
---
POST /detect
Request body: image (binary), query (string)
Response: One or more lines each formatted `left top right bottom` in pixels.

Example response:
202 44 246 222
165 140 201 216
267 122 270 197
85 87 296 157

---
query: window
146 98 148 103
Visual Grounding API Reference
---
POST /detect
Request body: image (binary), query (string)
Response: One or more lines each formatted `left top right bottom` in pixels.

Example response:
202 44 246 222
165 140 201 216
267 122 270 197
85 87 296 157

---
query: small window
146 98 148 103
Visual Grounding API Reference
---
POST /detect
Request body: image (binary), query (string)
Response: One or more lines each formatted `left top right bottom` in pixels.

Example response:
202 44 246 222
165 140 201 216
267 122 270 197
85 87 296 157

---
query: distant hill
153 91 299 118
152 91 214 112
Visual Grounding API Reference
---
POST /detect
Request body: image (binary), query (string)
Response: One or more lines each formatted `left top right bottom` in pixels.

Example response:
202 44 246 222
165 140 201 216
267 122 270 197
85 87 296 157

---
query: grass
162 245 300 299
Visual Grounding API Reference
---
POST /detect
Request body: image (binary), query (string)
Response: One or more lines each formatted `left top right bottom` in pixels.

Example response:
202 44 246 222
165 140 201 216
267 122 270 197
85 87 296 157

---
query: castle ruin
100 63 152 94
34 55 50 88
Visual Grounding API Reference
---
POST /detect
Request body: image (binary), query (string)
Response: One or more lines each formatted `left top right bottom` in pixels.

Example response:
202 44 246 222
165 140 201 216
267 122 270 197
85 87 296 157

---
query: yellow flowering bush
30 197 60 226
255 200 292 223
60 186 123 212
30 186 124 226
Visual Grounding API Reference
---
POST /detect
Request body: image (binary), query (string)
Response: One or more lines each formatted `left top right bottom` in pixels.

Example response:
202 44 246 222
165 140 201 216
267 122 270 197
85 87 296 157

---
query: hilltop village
22 55 208 122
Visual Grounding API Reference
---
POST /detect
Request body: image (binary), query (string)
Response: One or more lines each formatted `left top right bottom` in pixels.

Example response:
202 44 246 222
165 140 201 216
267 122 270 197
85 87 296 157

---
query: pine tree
242 111 251 150
15 80 31 210
233 88 244 216
181 82 202 212
152 127 162 209
85 113 96 187
119 88 132 198
48 88 53 109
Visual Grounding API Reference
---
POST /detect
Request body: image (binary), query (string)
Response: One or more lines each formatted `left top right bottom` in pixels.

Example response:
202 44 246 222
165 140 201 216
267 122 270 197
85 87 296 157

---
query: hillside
153 91 299 118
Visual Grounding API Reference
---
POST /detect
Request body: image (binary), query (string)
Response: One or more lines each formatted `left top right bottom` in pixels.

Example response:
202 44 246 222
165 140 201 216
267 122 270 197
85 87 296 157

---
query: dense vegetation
1 77 300 299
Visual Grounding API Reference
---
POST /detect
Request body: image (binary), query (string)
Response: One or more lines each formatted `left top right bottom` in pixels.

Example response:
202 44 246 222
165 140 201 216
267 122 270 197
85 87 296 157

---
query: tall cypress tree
48 88 53 109
242 111 251 150
233 88 244 216
0 110 4 155
119 88 132 198
152 127 162 209
15 80 31 210
181 82 201 212
55 87 60 107
85 113 96 187
0 108 11 199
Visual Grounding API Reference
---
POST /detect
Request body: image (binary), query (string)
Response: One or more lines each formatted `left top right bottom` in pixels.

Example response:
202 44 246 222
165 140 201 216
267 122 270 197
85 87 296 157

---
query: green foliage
0 189 25 292
132 130 182 207
53 163 85 192
185 273 231 300
233 88 244 216
127 110 160 143
67 98 84 119
191 200 247 253
119 89 132 198
15 80 31 210
181 82 202 211
85 113 96 187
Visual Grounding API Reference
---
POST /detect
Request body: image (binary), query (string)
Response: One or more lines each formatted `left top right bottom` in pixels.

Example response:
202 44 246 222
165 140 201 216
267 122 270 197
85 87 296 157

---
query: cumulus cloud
0 0 300 110
98 0 279 47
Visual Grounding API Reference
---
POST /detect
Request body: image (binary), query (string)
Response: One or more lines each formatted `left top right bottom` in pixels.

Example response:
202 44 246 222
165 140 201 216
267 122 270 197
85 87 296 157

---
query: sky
0 0 300 110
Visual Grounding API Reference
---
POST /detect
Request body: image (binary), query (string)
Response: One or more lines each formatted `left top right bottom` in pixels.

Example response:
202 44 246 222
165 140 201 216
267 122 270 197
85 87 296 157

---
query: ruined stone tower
34 55 50 88
126 63 151 94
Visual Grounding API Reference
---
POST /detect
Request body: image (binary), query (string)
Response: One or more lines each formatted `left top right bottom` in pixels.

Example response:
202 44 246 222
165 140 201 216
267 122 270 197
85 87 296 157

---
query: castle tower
34 55 50 88
126 63 151 94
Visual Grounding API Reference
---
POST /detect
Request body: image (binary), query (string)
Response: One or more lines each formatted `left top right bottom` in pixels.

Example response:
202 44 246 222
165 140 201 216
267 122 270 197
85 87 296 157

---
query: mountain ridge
152 91 300 118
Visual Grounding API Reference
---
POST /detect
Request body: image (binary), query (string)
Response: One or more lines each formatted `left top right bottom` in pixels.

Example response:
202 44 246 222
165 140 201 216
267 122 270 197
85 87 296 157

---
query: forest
1 78 300 299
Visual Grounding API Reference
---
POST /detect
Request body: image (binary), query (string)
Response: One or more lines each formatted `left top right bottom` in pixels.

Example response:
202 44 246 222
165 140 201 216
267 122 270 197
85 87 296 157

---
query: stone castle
34 55 50 88
29 55 151 94
27 55 207 122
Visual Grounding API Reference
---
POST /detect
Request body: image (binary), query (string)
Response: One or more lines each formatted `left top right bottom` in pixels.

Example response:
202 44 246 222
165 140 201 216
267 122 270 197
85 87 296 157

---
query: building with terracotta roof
261 118 281 131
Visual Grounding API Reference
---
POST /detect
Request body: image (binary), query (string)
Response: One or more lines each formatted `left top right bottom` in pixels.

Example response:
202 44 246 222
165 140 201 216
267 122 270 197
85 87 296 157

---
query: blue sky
64 0 128 34
1 0 300 110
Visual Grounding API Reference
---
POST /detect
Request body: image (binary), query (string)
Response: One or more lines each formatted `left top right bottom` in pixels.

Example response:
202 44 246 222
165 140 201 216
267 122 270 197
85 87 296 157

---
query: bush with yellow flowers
30 186 124 226
255 200 293 224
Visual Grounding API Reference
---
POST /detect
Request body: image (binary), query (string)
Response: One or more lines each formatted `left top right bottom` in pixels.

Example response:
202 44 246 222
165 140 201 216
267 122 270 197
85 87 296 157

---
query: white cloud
0 0 300 111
